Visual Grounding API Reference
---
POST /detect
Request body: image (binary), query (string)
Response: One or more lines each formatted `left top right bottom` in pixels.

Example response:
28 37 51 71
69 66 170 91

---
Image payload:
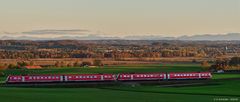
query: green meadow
0 64 239 102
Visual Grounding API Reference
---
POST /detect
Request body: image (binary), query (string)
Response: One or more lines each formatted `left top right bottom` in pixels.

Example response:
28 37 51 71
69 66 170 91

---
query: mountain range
0 33 239 41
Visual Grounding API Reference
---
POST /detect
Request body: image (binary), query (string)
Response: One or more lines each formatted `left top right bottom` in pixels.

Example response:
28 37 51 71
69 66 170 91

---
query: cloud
22 29 90 35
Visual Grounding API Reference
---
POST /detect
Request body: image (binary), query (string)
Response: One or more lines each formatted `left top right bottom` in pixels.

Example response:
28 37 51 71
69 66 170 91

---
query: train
6 72 212 83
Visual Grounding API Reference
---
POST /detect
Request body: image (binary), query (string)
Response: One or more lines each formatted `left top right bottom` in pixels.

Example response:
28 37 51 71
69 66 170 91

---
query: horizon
0 0 239 39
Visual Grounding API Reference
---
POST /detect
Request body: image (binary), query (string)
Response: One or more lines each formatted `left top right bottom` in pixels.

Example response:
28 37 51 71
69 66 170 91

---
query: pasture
0 64 239 102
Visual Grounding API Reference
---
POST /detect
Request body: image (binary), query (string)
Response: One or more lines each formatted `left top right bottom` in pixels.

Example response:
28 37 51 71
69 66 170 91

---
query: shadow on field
98 87 240 97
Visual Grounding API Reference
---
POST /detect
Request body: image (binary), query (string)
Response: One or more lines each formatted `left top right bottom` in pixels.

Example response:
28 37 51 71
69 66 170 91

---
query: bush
81 61 92 67
0 72 5 77
93 59 102 66
7 64 18 69
229 57 240 66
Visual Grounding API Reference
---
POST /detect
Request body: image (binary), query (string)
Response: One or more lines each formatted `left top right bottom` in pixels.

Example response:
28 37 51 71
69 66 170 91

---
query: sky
0 0 239 38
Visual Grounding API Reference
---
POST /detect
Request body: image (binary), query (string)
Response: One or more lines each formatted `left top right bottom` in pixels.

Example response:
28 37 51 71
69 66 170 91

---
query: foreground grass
213 74 240 79
104 80 240 97
0 80 239 102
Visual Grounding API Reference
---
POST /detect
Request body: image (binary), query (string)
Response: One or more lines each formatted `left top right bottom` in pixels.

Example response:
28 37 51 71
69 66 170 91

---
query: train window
29 77 32 79
94 76 97 78
124 75 126 77
140 75 143 77
68 76 72 78
136 75 139 77
83 76 86 78
76 76 79 78
79 76 82 78
150 75 153 77
48 76 51 79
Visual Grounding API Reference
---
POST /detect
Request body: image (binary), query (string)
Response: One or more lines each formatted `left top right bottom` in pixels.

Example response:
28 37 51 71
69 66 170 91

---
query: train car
23 75 63 83
65 74 116 82
117 73 166 81
167 72 212 80
7 75 63 83
7 75 23 83
198 72 212 79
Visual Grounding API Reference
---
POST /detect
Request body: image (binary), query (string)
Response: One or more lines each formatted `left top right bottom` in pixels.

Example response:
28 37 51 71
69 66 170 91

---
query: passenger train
6 72 212 83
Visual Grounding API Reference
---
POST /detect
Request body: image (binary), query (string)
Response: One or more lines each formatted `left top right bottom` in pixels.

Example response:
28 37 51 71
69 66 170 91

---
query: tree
7 64 17 69
211 59 228 71
93 59 102 66
73 61 80 67
55 61 61 67
229 57 240 66
81 61 92 67
0 72 4 77
29 61 34 66
17 61 28 66
0 63 8 70
67 63 73 67
201 61 210 70
60 61 66 67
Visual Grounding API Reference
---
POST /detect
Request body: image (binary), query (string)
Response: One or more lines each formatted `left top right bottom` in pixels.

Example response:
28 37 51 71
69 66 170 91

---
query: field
0 64 240 102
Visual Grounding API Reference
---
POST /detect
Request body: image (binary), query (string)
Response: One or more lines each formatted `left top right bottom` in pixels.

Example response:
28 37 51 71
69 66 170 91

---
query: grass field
0 80 239 102
0 64 239 102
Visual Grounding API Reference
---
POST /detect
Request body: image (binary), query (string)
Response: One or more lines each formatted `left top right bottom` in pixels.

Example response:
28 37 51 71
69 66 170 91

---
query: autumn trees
209 57 240 71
